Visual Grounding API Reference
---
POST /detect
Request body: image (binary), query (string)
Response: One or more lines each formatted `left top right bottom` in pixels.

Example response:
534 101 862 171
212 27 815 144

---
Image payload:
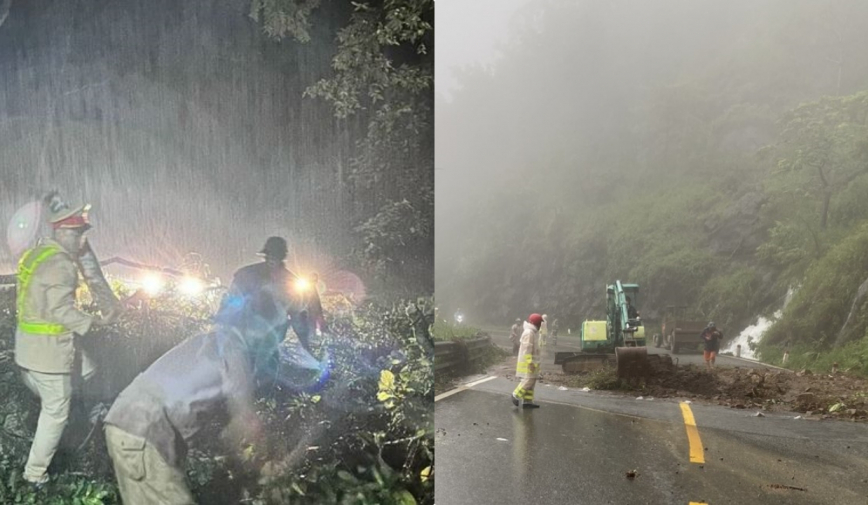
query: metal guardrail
434 335 493 375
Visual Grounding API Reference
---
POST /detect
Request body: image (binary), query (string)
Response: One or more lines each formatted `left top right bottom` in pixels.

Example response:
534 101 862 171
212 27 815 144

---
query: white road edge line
435 375 498 402
434 388 466 402
464 375 498 388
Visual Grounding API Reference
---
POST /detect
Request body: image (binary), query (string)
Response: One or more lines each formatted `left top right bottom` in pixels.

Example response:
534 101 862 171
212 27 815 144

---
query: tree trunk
816 161 831 229
0 0 10 29
820 190 831 229
835 276 868 347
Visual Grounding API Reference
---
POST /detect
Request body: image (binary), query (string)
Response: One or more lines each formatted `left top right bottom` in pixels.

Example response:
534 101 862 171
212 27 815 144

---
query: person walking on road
512 313 543 409
700 322 723 372
510 318 522 356
539 314 548 347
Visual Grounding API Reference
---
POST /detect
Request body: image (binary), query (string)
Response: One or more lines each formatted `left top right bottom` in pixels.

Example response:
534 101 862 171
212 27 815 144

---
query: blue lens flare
271 341 333 393
307 347 332 392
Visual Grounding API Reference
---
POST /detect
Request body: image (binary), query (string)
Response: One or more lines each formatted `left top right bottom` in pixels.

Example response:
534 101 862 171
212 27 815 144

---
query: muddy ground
487 356 868 421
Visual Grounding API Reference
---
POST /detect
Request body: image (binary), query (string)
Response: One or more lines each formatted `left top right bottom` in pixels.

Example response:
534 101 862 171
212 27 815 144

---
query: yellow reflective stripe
16 244 69 336
514 387 534 401
516 353 536 373
19 321 67 334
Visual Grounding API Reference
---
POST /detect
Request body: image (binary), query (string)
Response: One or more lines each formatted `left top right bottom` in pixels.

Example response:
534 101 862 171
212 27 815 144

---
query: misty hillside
436 0 868 370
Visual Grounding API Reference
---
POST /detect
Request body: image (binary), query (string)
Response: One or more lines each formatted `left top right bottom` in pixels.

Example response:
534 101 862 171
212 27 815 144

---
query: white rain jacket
515 321 541 379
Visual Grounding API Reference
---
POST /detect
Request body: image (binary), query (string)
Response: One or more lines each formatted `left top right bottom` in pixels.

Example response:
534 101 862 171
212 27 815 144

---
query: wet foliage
0 287 434 504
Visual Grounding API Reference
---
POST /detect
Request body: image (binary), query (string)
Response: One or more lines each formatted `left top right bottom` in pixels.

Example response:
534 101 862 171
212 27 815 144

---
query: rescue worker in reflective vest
14 202 116 486
512 313 543 409
103 283 288 505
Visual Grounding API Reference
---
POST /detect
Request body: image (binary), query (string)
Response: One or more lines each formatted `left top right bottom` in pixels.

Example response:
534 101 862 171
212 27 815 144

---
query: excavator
554 281 672 378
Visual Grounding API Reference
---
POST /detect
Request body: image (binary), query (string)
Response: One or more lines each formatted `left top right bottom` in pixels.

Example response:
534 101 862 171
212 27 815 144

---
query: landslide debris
492 355 868 421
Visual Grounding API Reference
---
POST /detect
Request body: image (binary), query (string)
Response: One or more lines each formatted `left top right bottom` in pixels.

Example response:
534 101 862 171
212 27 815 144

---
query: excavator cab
557 281 662 376
606 283 645 347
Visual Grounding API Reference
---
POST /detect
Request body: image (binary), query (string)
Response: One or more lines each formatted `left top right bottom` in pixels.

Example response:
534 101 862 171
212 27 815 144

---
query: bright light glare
141 273 164 296
294 278 311 293
179 276 204 296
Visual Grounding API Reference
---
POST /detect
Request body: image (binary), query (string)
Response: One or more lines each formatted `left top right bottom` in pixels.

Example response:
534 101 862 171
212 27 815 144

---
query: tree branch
816 158 829 188
0 0 10 29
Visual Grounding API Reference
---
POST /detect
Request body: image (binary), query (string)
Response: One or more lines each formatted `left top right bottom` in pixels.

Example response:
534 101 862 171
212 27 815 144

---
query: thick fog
436 0 868 326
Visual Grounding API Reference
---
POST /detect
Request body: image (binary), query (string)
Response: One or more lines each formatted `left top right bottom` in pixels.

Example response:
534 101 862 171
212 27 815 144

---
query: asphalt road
482 328 771 371
435 376 868 505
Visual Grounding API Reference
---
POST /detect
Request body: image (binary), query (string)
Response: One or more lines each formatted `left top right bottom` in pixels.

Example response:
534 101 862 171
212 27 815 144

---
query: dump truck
653 306 705 354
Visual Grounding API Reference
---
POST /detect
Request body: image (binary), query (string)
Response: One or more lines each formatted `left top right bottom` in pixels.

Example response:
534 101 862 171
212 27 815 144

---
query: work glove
91 306 122 328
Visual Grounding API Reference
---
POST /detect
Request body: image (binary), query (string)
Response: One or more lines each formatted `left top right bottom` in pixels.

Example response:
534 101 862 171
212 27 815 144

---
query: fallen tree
0 286 434 504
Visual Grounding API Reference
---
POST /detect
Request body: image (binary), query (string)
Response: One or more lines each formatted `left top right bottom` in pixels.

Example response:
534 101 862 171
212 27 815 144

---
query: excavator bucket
555 352 615 373
615 346 649 379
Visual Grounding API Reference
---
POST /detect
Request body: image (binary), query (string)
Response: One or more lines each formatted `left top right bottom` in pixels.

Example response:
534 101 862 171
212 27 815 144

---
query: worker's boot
522 402 540 409
511 393 520 407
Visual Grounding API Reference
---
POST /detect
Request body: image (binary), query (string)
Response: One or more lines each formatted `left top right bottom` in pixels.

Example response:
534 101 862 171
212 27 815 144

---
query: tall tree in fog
251 0 434 291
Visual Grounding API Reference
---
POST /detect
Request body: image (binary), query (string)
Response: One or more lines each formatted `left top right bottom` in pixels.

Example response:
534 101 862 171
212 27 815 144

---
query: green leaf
291 482 306 496
337 470 356 482
393 490 417 505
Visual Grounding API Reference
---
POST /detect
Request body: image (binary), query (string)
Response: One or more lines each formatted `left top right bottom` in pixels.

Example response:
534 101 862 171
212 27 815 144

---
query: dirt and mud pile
530 359 868 421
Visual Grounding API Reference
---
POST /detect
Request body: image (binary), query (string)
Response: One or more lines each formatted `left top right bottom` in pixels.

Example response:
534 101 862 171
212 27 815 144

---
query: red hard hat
528 313 543 328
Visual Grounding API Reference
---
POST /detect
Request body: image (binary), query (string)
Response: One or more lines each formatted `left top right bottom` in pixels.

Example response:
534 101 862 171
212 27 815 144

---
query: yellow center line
689 502 709 505
679 402 705 464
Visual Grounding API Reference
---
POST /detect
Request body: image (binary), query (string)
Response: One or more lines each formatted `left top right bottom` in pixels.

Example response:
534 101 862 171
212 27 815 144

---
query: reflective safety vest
516 353 535 375
17 243 68 335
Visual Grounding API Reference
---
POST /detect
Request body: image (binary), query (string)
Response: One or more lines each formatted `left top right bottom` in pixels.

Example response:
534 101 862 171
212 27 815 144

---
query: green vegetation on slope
438 0 868 374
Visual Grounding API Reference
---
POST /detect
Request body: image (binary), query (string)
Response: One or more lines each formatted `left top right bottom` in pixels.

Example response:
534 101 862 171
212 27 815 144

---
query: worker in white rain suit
511 313 543 409
15 199 118 486
539 314 548 347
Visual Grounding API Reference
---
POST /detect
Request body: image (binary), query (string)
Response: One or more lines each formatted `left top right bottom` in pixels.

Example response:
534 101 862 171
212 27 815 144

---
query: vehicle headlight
141 273 164 296
179 276 204 296
294 278 311 293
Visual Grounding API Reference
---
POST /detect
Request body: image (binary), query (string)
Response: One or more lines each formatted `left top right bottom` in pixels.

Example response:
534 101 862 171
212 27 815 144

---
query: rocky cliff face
703 191 768 259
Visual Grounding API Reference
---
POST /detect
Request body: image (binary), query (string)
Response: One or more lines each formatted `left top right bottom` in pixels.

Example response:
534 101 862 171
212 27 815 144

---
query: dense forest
436 0 868 370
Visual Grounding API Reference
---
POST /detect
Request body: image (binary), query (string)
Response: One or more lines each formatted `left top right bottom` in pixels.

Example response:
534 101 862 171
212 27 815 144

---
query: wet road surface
435 376 868 505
